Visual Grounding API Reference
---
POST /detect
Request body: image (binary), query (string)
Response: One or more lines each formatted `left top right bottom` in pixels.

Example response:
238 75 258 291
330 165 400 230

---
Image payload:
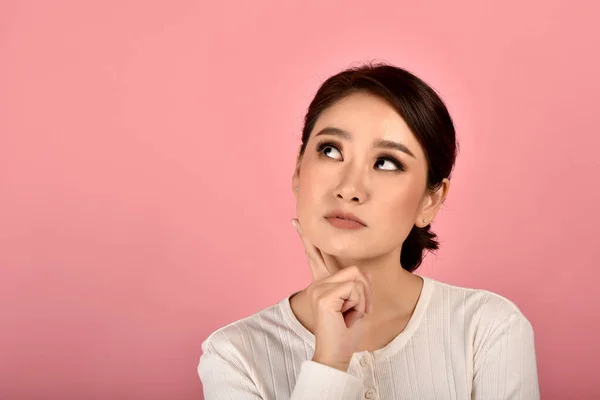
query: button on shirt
359 356 368 368
364 388 376 399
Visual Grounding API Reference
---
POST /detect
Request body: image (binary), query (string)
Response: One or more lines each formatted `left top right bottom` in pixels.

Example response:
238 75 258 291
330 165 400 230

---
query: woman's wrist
311 355 350 372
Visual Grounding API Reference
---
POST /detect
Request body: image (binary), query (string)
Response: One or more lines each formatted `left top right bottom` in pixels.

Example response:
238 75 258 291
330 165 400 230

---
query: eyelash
316 140 405 172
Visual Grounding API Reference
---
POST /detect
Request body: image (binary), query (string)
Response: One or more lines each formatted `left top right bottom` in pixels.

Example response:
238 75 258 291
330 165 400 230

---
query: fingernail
291 219 298 231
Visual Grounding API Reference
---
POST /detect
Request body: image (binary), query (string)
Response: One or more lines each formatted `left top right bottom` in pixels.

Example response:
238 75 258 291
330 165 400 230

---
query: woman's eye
376 158 403 171
319 144 342 160
317 142 404 171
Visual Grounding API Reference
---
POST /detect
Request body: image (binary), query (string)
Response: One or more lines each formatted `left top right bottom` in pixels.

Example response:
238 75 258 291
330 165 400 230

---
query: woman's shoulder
424 275 533 329
200 295 295 360
423 276 537 375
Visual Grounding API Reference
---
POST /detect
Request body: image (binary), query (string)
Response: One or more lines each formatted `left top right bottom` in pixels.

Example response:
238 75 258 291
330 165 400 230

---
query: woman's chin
316 238 368 259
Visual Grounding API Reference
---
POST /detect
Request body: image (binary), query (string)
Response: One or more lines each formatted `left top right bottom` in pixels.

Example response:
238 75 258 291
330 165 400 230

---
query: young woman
198 62 540 399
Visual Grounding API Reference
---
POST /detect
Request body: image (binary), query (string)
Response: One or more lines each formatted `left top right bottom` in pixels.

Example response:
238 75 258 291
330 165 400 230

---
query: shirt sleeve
198 342 263 399
472 312 540 399
290 360 364 400
198 340 363 400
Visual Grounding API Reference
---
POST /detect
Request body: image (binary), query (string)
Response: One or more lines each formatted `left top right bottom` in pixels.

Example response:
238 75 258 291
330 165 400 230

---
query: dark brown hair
298 61 459 272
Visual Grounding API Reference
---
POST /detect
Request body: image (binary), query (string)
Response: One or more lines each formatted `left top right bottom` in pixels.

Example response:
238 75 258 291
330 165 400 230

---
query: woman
198 61 540 399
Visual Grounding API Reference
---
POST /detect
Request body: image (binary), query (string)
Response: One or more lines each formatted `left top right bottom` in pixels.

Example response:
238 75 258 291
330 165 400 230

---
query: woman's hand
291 218 373 372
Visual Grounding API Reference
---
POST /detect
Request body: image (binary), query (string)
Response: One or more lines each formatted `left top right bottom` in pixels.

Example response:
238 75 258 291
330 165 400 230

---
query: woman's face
292 91 447 263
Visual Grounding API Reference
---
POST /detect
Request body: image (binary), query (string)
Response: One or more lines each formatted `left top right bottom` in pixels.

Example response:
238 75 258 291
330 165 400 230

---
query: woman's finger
321 266 372 314
292 219 336 281
319 280 366 321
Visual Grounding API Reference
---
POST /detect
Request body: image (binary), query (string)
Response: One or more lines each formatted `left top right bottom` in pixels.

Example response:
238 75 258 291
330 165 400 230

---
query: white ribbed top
198 275 539 399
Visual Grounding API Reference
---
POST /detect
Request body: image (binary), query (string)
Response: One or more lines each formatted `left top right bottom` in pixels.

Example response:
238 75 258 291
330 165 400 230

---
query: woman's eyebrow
314 127 416 159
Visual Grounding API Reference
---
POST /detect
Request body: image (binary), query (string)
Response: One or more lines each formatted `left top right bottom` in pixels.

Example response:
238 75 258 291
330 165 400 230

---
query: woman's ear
292 146 302 196
416 178 451 226
292 174 299 197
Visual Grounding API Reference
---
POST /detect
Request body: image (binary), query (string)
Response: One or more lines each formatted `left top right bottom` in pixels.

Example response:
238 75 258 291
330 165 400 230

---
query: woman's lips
325 217 366 230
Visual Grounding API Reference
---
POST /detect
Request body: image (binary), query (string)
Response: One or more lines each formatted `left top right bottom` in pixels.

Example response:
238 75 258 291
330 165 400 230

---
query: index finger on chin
292 219 332 281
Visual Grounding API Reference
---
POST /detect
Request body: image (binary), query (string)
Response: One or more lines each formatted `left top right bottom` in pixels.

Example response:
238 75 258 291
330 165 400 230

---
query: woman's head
292 61 458 272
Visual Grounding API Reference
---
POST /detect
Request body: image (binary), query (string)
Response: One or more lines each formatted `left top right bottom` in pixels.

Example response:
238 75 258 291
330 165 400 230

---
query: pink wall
1 1 599 398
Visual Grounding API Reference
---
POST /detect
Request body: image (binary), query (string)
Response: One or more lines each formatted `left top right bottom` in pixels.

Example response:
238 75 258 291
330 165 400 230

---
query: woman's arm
198 344 263 399
198 340 363 400
471 312 540 399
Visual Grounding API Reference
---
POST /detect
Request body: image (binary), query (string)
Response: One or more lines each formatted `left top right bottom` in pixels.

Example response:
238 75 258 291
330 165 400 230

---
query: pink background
1 1 599 399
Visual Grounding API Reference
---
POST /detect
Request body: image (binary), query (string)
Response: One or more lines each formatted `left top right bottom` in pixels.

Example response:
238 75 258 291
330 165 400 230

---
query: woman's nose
334 174 368 204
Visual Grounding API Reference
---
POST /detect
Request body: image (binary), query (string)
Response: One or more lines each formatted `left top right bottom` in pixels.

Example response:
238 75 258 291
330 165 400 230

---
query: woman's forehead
311 93 423 158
